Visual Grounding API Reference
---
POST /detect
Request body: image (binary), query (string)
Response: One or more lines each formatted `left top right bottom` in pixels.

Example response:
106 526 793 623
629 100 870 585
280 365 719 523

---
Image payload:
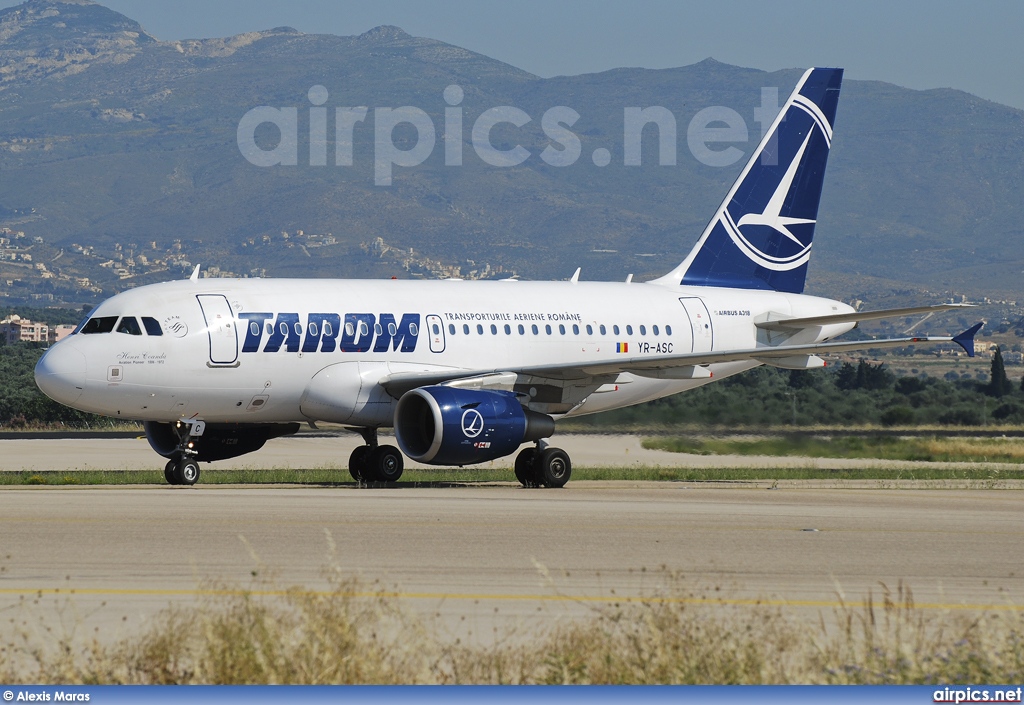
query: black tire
514 448 540 487
176 458 201 486
369 445 404 483
348 445 371 482
537 447 571 488
164 459 179 485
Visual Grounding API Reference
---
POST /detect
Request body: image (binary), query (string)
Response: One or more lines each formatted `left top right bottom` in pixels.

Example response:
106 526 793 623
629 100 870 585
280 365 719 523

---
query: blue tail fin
655 67 843 294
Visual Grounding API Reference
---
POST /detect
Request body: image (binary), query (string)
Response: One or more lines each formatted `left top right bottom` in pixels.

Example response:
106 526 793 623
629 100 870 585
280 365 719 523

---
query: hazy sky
6 0 1024 110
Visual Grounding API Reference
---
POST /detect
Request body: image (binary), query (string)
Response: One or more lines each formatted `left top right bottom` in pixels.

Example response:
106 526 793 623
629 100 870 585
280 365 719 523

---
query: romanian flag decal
616 342 628 353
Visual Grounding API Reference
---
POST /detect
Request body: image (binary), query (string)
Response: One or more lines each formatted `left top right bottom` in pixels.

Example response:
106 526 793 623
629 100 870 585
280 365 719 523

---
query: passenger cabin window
613 325 620 336
653 325 660 336
639 325 646 336
116 317 143 335
504 324 511 335
558 324 565 335
600 325 607 335
626 325 633 335
142 317 163 336
449 324 456 335
463 324 470 335
666 325 673 335
81 316 118 334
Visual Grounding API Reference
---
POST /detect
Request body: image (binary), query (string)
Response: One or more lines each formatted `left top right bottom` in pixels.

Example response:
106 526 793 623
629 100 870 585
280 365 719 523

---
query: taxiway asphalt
0 483 1020 643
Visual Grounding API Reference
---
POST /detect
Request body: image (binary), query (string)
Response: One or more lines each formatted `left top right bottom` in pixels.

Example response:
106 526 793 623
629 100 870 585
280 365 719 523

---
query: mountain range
1 0 1022 307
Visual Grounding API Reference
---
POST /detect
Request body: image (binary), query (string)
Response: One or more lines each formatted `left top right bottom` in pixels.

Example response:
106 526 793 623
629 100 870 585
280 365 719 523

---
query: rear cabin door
678 297 714 353
197 294 239 366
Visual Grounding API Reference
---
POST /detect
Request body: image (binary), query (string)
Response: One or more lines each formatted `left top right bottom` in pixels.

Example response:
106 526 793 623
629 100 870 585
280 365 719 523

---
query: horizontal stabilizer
952 322 984 358
755 303 974 332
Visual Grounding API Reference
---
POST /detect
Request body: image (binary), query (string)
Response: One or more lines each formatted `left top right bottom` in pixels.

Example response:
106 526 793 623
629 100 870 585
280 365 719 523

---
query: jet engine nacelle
394 386 555 465
144 421 300 462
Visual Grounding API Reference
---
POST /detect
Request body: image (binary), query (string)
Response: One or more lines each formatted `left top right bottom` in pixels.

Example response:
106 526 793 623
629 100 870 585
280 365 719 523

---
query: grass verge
2 573 1021 684
3 465 1024 486
644 434 1024 464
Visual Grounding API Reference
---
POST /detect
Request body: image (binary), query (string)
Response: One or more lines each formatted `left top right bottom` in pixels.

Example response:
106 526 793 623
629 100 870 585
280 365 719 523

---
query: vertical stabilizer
654 68 843 293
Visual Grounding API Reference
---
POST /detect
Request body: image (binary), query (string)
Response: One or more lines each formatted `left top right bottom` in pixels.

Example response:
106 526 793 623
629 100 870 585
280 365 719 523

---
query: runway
0 484 1021 644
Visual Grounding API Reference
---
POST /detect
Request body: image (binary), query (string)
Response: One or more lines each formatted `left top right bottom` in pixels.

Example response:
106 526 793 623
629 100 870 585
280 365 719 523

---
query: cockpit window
72 312 91 335
142 317 163 336
80 316 118 334
116 316 143 336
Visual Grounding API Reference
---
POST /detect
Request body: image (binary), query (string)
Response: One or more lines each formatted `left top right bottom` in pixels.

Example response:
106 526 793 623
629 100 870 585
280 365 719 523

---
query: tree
835 362 858 390
988 346 1013 397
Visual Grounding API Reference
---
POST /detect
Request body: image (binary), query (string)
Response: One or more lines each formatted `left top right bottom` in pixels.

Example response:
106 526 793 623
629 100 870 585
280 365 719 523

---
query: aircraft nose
35 343 87 406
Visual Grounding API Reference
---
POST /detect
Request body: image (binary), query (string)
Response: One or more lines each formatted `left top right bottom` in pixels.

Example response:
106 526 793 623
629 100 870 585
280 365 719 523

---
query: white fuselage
36 277 855 426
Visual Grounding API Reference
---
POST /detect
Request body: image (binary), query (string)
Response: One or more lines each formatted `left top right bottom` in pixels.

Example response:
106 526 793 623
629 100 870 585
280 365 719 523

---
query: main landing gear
164 420 204 486
514 441 571 488
349 427 404 484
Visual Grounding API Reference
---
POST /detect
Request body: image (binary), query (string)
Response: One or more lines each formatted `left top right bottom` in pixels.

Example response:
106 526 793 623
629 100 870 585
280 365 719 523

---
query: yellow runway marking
0 587 1020 612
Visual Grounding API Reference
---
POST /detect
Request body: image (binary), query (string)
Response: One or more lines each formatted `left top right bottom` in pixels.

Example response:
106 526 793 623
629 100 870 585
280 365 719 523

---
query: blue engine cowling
394 386 555 465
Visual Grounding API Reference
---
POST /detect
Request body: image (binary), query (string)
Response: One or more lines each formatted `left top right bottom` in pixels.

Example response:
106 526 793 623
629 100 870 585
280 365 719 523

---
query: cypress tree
989 346 1012 397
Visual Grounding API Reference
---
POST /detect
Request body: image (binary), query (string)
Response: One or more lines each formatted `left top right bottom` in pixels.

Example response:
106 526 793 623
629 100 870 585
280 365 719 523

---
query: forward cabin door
678 297 714 353
426 314 446 353
196 294 239 366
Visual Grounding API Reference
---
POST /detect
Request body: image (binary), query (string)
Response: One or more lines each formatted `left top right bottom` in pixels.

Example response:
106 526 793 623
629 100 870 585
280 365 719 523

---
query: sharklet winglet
189 264 201 281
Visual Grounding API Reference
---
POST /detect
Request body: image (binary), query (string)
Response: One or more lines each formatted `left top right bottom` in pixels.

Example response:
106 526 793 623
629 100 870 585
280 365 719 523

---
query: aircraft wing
517 323 982 380
380 323 983 392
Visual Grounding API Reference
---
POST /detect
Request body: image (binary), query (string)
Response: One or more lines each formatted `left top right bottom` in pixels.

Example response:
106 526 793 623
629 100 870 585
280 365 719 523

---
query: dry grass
2 573 1021 685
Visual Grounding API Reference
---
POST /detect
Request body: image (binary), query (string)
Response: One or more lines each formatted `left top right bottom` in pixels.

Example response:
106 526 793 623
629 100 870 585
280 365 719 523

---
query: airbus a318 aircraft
35 68 981 487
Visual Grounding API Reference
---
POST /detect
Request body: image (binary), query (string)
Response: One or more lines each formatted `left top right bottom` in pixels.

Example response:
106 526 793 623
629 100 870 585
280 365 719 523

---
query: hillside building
0 315 48 343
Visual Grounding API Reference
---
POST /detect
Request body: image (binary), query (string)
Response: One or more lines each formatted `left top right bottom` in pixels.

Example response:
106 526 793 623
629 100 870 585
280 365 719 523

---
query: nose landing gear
163 420 204 486
164 457 201 486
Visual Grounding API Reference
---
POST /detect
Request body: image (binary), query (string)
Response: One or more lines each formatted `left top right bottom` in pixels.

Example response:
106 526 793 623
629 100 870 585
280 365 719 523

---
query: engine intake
394 386 554 465
144 421 300 462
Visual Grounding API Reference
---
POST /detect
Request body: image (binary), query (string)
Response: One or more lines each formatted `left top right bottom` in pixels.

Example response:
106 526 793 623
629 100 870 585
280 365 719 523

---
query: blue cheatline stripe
0 686 1013 703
